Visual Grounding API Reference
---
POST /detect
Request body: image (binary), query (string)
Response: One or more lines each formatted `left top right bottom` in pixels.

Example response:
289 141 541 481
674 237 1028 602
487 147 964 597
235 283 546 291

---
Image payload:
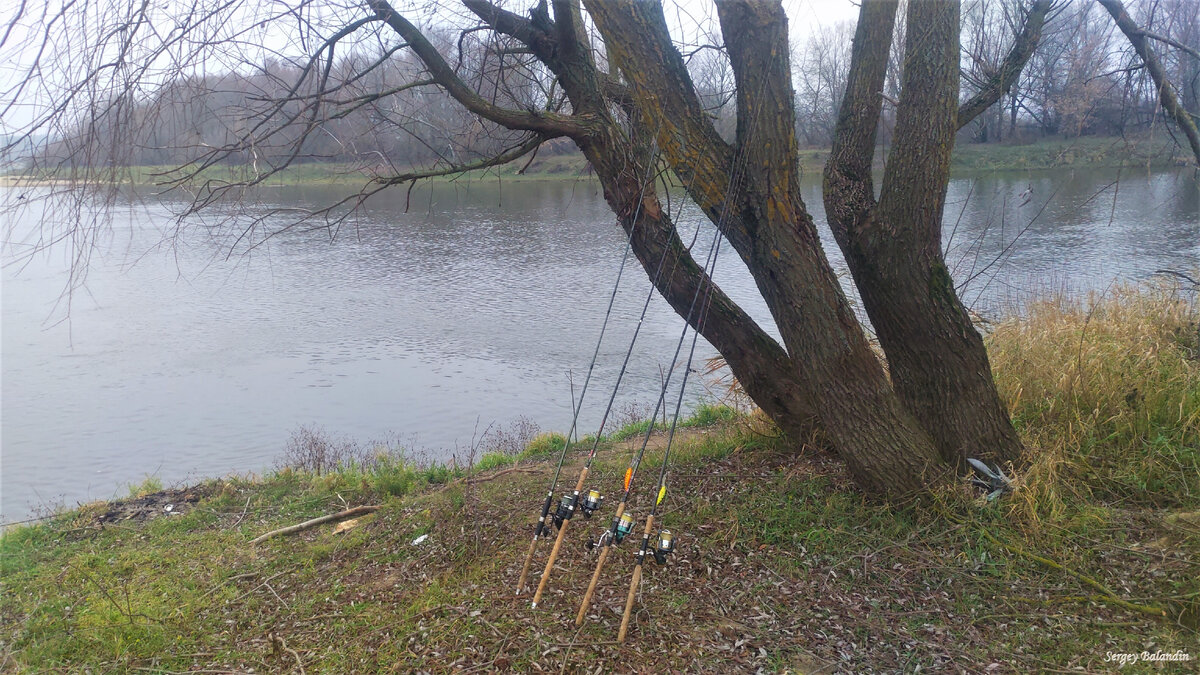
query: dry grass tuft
987 279 1199 525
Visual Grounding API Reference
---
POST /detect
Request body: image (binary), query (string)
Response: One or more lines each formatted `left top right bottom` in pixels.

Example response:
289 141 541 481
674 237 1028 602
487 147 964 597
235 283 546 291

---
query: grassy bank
4 135 1191 190
2 284 1198 673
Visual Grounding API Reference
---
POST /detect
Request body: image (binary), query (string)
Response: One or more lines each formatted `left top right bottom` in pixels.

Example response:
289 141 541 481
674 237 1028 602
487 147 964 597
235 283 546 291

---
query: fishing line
532 33 766 610
515 139 665 595
574 135 756 627
612 71 774 644
616 236 722 642
529 155 698 607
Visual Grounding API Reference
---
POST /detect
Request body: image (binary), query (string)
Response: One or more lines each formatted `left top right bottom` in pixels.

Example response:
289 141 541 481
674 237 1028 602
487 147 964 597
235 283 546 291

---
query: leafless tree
793 20 854 147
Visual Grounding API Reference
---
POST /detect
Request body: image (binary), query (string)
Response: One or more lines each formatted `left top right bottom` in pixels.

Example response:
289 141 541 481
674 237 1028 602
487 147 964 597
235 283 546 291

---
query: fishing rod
514 223 630 596
573 208 727 627
525 132 710 610
617 244 720 643
529 202 684 608
515 146 662 596
607 66 770 640
574 93 761 628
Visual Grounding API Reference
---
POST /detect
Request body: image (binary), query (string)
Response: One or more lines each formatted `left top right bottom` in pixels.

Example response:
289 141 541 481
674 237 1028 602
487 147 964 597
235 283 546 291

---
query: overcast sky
0 0 864 137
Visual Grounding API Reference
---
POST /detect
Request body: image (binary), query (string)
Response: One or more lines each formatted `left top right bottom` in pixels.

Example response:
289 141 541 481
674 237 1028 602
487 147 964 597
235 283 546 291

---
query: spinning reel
581 489 604 517
651 529 674 564
552 489 606 531
587 510 634 550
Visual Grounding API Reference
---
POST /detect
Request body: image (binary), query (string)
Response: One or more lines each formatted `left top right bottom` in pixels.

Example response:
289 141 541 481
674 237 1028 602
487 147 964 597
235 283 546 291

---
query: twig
249 506 380 544
265 582 291 612
1154 269 1200 288
434 466 544 494
183 571 261 613
558 625 586 675
271 633 305 674
232 569 292 604
467 467 542 485
980 530 1169 619
231 496 252 528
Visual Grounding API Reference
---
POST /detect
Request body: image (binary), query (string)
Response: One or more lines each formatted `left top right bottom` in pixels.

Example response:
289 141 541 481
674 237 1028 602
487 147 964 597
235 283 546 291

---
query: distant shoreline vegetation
2 135 1193 189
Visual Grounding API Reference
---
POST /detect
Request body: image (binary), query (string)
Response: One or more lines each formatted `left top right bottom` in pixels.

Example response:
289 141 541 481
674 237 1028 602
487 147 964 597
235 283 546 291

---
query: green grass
950 133 1191 171
680 402 740 428
3 285 1197 671
125 475 163 498
3 153 600 188
517 432 569 460
605 403 742 443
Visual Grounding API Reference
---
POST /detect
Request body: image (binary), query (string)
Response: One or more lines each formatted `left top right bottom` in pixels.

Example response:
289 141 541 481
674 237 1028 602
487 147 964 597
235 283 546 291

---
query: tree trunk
374 0 1051 494
581 136 822 442
826 0 1024 470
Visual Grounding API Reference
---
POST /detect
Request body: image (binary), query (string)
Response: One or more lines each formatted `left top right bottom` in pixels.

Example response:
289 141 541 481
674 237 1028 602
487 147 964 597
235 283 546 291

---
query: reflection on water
2 168 1197 519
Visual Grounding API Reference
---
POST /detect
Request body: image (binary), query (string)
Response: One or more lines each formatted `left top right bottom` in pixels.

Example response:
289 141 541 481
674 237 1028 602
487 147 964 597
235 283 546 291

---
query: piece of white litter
411 534 429 545
164 504 174 512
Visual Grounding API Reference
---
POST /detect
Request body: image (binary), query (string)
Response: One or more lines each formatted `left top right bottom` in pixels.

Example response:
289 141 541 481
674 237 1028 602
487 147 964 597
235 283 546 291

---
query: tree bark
377 0 1047 494
459 0 823 443
578 135 821 442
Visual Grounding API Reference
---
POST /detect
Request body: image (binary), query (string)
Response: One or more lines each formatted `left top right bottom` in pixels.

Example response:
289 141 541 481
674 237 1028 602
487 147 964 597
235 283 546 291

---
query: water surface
2 168 1196 520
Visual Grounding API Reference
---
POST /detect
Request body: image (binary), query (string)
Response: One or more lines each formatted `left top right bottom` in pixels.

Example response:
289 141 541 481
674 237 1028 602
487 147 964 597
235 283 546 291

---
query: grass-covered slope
2 284 1197 673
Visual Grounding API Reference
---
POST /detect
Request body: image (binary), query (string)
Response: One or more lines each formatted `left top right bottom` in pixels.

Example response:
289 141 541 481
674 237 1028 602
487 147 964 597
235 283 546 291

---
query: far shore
3 135 1193 190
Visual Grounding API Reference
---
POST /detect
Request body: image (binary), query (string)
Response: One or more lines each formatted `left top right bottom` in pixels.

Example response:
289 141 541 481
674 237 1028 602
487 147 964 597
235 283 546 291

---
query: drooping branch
1098 0 1200 167
957 0 1056 130
373 133 546 185
367 0 591 138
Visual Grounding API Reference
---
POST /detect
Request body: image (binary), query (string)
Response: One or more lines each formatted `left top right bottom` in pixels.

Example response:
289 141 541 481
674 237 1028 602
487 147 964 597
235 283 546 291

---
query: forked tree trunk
578 138 822 442
587 0 945 494
826 0 1025 470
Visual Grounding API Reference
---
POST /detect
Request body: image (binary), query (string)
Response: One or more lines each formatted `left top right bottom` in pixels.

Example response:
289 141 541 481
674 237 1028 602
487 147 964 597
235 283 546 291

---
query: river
2 167 1197 521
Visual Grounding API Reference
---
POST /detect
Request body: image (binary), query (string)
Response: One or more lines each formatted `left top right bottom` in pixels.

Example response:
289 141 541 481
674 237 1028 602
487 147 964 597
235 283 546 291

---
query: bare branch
373 133 545 185
958 0 1057 130
1140 29 1200 61
1099 0 1200 166
367 0 589 138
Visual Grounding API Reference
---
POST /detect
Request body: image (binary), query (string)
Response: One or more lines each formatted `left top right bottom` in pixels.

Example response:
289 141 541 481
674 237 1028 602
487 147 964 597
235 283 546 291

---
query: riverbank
2 283 1197 672
3 135 1192 189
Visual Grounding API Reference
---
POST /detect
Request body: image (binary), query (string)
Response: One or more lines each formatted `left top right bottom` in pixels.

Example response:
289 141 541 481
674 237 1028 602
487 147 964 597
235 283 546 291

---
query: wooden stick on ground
250 506 380 545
